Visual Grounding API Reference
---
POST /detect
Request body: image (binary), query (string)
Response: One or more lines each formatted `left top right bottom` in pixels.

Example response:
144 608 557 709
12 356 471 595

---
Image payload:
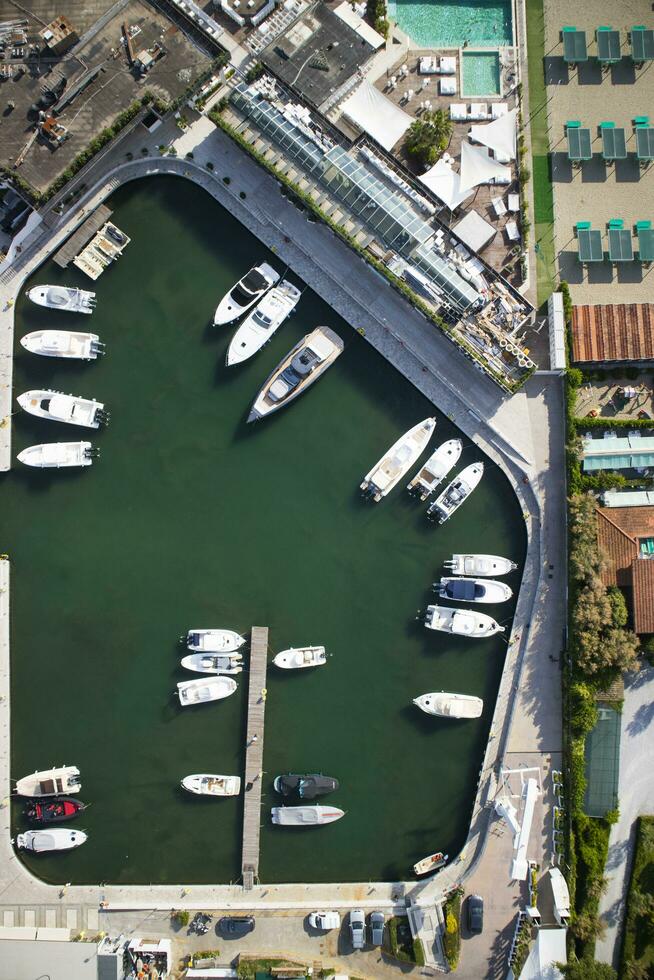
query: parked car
308 910 341 930
467 895 484 934
369 911 384 946
350 908 365 950
219 915 255 938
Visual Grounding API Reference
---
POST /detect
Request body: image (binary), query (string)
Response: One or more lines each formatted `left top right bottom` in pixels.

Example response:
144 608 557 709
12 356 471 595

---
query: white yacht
15 765 81 798
413 692 484 718
15 828 88 853
186 629 246 653
435 577 513 604
181 653 243 675
226 280 301 366
17 442 97 468
427 462 484 524
248 326 344 422
444 554 517 577
181 774 241 796
177 676 237 706
360 418 436 502
271 805 345 826
424 604 504 638
27 285 96 314
18 390 109 429
214 263 280 325
273 647 326 669
20 329 104 360
407 439 463 500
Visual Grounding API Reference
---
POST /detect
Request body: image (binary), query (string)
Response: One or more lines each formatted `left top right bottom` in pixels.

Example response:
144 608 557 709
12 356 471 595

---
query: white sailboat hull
186 629 246 653
413 692 484 718
226 280 301 365
445 554 517 577
20 330 102 360
271 805 345 826
273 646 326 669
27 285 96 314
17 441 94 468
361 417 436 501
18 390 106 429
407 439 462 499
424 604 504 638
177 676 237 706
16 829 87 852
181 774 241 796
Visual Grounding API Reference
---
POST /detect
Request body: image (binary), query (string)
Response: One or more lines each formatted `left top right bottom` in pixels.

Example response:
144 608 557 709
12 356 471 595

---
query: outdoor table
597 28 621 64
637 227 654 262
608 228 634 262
636 127 654 160
568 127 592 161
577 228 603 262
601 126 627 160
563 28 588 63
631 27 654 63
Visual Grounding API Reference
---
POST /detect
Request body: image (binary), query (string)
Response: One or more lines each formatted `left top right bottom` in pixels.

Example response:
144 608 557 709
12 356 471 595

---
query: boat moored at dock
427 462 484 524
413 692 484 718
27 285 96 314
181 653 243 675
435 577 512 604
214 262 280 325
226 280 301 366
407 439 462 500
15 766 81 798
247 326 344 422
271 805 345 826
17 442 98 468
25 798 86 824
424 604 504 638
15 828 87 853
413 851 449 877
177 676 237 706
273 646 326 669
274 773 339 798
18 390 109 429
21 330 105 360
444 554 517 577
186 629 246 653
360 417 436 502
181 774 241 796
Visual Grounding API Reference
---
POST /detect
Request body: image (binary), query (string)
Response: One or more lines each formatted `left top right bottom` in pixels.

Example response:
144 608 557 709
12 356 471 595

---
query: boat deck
53 206 113 268
241 625 268 889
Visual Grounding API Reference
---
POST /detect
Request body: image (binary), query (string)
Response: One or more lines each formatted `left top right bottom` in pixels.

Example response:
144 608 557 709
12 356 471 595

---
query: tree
569 682 598 736
607 587 628 627
405 110 452 167
643 635 654 667
558 960 617 980
570 911 606 943
624 959 650 980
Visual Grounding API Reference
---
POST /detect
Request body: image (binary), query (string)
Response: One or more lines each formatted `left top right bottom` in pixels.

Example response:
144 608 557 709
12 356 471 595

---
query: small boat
247 326 344 422
360 418 436 502
273 647 326 670
271 805 345 826
214 263 280 325
186 629 246 653
15 828 87 853
427 462 484 524
25 797 86 824
177 676 237 706
226 280 302 366
435 577 512 604
17 390 109 429
413 851 449 877
17 441 97 468
15 766 81 798
413 692 484 718
181 653 243 675
27 285 96 314
424 604 504 638
444 554 517 577
181 774 241 796
407 439 463 500
20 329 104 360
274 774 339 798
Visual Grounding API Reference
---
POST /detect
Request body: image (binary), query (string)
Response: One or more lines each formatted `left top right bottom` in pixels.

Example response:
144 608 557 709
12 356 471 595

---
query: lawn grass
619 816 654 977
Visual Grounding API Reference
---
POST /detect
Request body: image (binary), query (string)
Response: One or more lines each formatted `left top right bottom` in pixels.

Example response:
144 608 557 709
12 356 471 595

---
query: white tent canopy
452 209 496 253
418 158 473 210
469 107 517 161
517 928 566 980
341 80 413 152
459 140 511 192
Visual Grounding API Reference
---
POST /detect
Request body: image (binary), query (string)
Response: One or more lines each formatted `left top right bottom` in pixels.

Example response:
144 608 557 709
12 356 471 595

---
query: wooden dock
241 626 268 890
53 205 112 268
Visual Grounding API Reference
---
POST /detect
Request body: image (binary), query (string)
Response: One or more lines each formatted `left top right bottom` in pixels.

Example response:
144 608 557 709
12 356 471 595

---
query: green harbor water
3 177 525 884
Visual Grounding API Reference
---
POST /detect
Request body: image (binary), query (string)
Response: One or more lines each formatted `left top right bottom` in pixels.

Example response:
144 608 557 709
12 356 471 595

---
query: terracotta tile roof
632 558 654 633
596 506 654 633
596 507 638 587
572 304 654 363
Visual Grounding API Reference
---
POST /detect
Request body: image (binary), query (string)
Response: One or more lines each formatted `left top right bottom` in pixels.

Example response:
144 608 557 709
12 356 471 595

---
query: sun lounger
449 103 467 121
419 56 438 74
505 220 520 241
440 77 457 95
439 56 457 75
469 103 489 120
491 103 509 119
492 197 507 217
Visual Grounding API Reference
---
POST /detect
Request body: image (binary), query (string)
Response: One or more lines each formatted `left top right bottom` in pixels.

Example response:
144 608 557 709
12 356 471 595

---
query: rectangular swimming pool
389 0 513 49
462 51 502 96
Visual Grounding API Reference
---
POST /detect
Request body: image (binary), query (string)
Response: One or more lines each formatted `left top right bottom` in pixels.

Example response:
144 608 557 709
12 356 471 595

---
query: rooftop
596 504 654 632
572 304 654 363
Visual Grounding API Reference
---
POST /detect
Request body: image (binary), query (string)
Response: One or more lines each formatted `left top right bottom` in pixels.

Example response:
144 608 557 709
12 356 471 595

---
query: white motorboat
424 604 504 638
214 262 280 325
360 418 436 502
413 692 484 718
427 462 484 524
177 676 237 706
181 773 241 796
186 629 246 653
181 653 243 675
20 329 104 360
436 577 513 604
27 285 96 314
273 646 326 669
17 390 109 429
271 805 345 826
17 441 97 468
444 554 517 577
15 765 81 798
407 439 463 500
15 828 87 853
413 851 449 877
226 280 302 366
248 326 344 422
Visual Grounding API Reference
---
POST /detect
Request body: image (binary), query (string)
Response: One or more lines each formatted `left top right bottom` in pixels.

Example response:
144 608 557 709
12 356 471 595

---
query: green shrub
607 587 628 628
569 683 598 737
568 367 583 388
245 62 264 83
171 909 189 927
385 916 420 963
405 110 452 167
442 889 462 969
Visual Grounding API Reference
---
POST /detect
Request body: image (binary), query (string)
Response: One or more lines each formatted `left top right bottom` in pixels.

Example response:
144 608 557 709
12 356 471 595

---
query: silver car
369 911 384 946
350 908 365 950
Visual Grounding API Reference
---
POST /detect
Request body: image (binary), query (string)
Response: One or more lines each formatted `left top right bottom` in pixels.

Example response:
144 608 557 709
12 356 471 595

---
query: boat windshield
239 268 267 297
252 309 273 328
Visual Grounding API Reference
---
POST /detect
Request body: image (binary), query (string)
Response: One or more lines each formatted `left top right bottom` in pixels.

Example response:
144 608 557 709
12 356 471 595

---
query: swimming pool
389 0 513 49
462 50 502 96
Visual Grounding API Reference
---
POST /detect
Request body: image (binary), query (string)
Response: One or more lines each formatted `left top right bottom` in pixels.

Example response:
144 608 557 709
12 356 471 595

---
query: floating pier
241 625 268 890
53 205 113 268
72 222 130 280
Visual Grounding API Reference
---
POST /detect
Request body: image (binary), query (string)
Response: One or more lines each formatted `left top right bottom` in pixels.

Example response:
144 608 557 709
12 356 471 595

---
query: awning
418 158 473 210
468 107 517 161
452 209 496 253
518 928 567 979
459 140 511 192
341 80 413 152
333 1 385 49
